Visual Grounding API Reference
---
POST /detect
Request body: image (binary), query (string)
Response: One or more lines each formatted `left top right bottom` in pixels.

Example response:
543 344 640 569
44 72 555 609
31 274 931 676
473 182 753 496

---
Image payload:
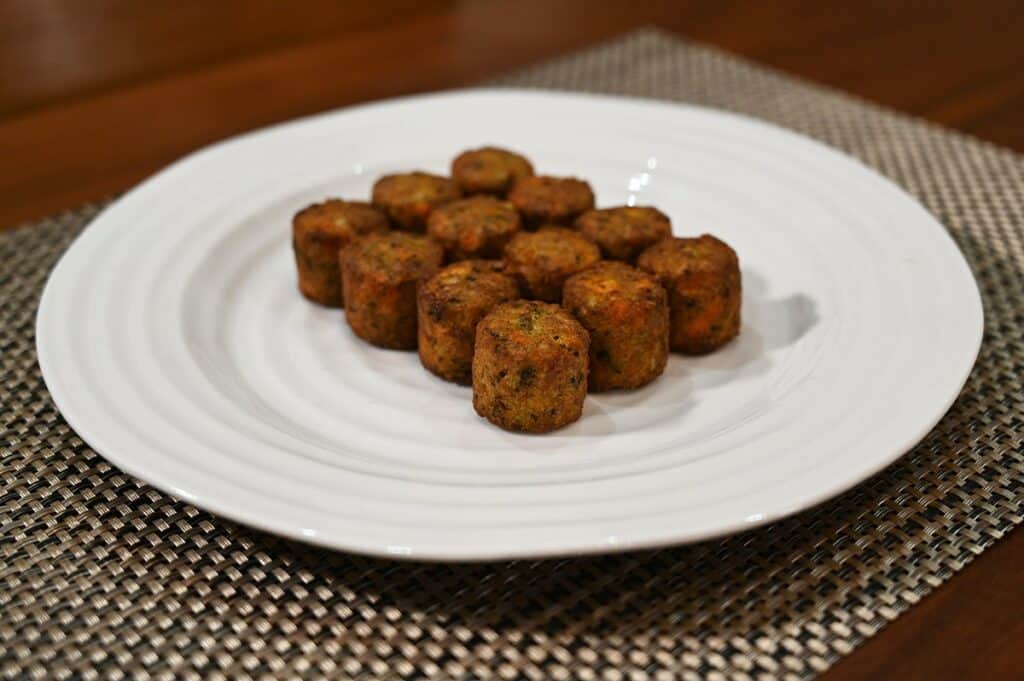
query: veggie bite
426 196 521 261
418 260 520 384
574 206 671 263
637 235 741 354
563 261 669 391
340 232 444 350
371 172 460 232
503 226 601 302
451 146 534 196
508 175 595 228
292 199 389 306
473 301 590 433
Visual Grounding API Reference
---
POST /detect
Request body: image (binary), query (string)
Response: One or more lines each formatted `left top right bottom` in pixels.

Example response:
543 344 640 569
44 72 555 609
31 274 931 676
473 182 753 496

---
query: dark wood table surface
2 1 1022 678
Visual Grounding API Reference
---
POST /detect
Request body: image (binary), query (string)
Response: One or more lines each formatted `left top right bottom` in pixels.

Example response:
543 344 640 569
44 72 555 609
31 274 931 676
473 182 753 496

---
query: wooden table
2 2 1021 678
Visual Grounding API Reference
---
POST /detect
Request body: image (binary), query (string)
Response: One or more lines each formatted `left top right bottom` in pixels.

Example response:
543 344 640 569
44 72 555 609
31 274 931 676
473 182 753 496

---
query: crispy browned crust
574 206 672 263
503 226 602 302
371 172 461 232
426 196 522 261
417 260 520 384
507 176 595 228
637 235 741 354
451 147 534 196
472 301 589 433
563 262 669 391
340 232 445 350
292 199 390 306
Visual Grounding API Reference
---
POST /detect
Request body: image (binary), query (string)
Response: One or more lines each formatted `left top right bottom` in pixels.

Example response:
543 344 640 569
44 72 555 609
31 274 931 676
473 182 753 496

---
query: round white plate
37 89 983 561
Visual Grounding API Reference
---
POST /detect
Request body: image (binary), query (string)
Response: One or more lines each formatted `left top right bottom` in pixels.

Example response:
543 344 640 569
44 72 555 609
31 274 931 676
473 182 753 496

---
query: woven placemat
3 29 1023 680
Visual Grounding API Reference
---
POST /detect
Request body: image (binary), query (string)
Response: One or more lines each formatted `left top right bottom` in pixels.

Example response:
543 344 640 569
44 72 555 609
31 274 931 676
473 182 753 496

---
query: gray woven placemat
3 29 1023 680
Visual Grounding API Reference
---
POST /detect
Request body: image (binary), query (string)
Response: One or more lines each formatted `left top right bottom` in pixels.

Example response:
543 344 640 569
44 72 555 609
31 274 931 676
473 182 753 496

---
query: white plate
37 89 983 561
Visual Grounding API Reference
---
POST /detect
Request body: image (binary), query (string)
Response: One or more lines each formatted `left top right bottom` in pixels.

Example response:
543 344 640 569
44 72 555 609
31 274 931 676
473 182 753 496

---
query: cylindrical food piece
371 172 461 232
426 196 521 261
451 147 534 196
473 301 590 433
503 227 601 302
292 199 390 306
637 235 741 354
574 206 672 263
340 232 445 350
563 262 669 391
507 175 595 228
417 260 520 384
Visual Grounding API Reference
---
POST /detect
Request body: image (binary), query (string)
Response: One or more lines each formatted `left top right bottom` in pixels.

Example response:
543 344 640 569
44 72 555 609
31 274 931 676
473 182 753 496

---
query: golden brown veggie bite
563 261 669 391
340 232 444 350
574 206 672 263
637 235 741 354
473 301 589 433
451 147 534 196
508 175 595 228
417 260 520 384
426 196 521 261
503 226 601 302
291 199 389 306
371 172 460 232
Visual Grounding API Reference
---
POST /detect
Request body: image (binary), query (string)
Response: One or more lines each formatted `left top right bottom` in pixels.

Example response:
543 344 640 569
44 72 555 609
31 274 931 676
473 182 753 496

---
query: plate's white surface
37 89 983 561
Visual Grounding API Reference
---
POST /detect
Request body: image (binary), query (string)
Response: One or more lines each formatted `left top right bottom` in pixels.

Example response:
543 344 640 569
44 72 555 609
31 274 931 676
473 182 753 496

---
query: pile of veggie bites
292 147 741 434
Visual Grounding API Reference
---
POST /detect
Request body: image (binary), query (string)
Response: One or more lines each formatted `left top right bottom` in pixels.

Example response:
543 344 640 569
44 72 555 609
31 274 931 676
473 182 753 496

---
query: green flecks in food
516 315 534 332
427 300 444 322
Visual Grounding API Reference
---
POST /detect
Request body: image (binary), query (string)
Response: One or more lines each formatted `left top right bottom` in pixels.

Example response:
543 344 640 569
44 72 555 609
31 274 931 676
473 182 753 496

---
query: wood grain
2 1 1022 678
2 0 1024 230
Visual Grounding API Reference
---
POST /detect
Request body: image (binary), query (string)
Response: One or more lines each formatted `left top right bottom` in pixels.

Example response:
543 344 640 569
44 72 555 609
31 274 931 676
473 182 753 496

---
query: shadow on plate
560 267 821 435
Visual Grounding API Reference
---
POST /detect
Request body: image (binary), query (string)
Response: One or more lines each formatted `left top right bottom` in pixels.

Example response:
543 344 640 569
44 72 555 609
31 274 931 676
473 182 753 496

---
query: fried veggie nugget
418 260 520 384
503 226 601 302
451 147 534 196
473 301 589 433
637 235 741 354
563 261 669 391
508 175 595 228
574 206 671 263
426 196 521 261
341 232 444 350
371 172 461 232
292 199 389 306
